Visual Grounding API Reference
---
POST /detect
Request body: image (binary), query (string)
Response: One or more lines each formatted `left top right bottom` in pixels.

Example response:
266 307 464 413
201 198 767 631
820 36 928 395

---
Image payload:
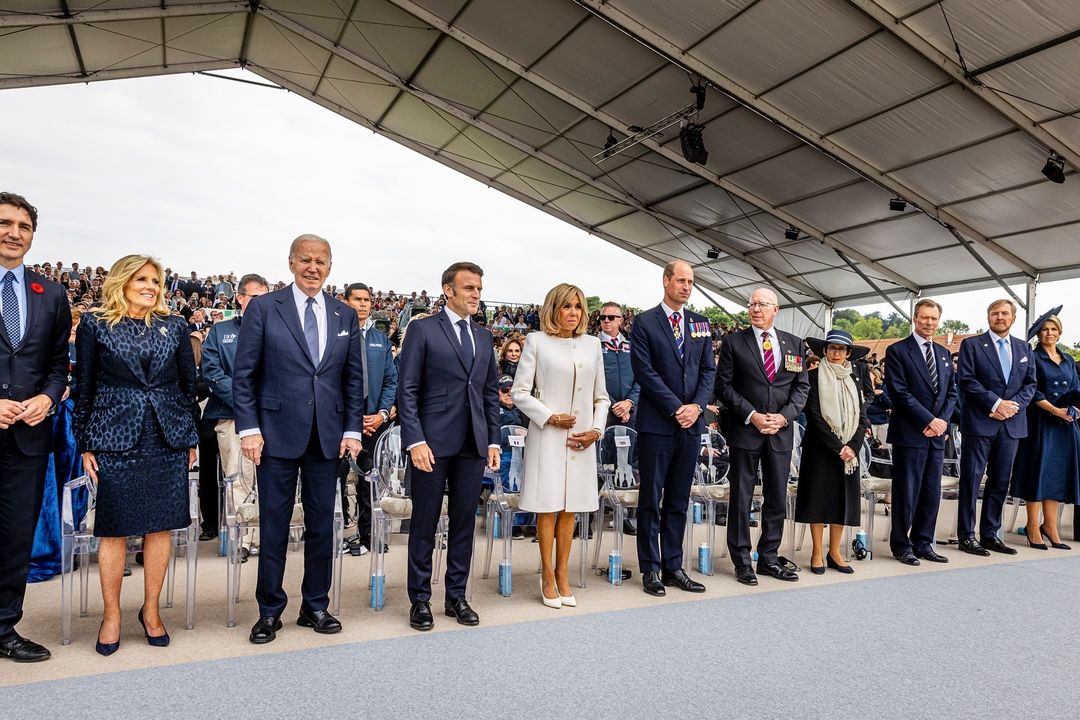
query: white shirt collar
291 282 321 308
990 330 1010 341
660 301 683 318
911 331 933 346
598 331 622 343
444 306 468 326
1 263 26 284
753 323 775 336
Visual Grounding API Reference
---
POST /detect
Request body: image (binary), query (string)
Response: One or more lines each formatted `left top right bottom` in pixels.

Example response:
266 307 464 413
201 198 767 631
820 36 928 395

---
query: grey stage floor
3 555 1078 720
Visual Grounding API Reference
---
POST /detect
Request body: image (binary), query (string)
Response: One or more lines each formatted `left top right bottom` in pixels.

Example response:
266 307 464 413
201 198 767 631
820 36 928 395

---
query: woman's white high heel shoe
541 578 562 609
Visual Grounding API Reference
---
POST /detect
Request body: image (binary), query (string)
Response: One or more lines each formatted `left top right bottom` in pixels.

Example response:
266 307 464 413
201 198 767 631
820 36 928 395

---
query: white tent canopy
2 1 1078 330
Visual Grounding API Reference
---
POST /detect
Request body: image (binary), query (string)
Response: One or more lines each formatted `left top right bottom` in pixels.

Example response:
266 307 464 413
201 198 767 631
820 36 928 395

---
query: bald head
748 287 779 330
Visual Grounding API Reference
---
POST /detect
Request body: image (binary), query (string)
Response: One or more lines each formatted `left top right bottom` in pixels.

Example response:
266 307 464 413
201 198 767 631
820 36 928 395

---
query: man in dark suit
884 299 958 566
233 235 364 644
715 287 809 585
629 260 715 597
396 261 500 631
956 299 1037 556
0 193 71 663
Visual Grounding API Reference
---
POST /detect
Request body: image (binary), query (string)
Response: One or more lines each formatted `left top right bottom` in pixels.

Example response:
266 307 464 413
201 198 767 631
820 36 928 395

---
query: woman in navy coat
75 255 199 655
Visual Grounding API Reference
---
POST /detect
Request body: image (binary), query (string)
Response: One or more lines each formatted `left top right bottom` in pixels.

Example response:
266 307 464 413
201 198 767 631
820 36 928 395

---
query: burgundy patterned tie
762 331 776 382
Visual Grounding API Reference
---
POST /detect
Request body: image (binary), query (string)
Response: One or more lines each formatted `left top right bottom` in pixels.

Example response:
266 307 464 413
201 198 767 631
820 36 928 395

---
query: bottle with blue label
698 542 711 574
608 550 622 585
492 513 501 539
693 502 703 524
498 559 512 596
370 572 385 609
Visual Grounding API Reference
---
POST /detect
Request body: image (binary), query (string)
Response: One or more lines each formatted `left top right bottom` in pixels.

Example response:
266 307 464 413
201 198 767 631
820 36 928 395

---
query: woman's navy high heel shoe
138 607 170 647
1041 525 1071 550
827 553 854 574
95 622 120 656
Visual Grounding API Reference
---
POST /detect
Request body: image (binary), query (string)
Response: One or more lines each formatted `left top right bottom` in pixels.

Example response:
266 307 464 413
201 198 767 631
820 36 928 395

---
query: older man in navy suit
396 261 500 631
233 235 364 644
884 299 957 566
956 298 1037 556
630 260 716 597
715 287 809 586
0 193 70 663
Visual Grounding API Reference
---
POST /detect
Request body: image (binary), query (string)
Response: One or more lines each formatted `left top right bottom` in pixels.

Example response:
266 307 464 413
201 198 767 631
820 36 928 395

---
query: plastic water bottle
751 550 759 563
608 550 622 585
492 514 501 539
693 502 703 524
698 542 712 574
370 572 385 609
498 560 512 597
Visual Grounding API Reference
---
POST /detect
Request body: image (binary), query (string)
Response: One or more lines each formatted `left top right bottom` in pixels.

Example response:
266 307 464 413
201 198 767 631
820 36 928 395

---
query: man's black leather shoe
895 552 921 566
914 548 949 563
661 568 705 593
734 565 758 585
981 536 1017 555
756 561 798 582
444 597 480 626
249 616 282 644
297 608 342 634
199 529 217 542
642 570 666 596
410 600 434 631
0 634 50 663
959 537 990 556
622 519 637 536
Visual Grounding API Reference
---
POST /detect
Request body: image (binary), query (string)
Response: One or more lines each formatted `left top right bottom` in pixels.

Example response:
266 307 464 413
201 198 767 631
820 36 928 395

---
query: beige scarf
817 360 860 475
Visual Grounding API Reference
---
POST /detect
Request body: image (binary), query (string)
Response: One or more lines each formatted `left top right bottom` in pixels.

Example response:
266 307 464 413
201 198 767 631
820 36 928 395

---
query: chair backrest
599 425 638 490
943 425 961 474
373 424 407 499
697 429 730 485
62 475 95 536
499 425 527 493
859 439 872 478
790 421 806 479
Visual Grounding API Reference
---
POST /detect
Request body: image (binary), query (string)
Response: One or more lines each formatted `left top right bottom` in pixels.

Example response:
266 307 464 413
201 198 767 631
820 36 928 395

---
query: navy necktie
304 297 320 364
457 319 474 370
2 271 20 347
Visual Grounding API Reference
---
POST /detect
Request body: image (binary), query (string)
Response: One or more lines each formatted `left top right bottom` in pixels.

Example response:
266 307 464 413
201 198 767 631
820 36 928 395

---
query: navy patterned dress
74 314 199 537
1010 346 1080 503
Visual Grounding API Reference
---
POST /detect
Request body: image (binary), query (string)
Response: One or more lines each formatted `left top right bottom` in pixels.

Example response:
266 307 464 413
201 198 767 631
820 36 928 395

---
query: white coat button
577 387 582 392
570 456 576 461
577 362 583 368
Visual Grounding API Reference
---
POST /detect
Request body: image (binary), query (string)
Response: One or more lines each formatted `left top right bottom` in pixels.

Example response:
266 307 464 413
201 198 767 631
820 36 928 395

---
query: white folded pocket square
1020 357 1028 362
337 330 349 337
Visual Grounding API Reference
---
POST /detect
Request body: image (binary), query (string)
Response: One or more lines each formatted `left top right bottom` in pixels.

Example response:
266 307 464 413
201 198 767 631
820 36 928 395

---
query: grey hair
289 234 332 261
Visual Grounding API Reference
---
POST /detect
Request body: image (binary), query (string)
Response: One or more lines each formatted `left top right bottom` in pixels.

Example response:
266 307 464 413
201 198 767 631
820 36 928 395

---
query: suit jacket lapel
439 312 471 372
977 332 1004 382
316 296 341 373
744 328 769 382
909 335 935 388
657 306 682 364
23 270 43 349
275 291 314 368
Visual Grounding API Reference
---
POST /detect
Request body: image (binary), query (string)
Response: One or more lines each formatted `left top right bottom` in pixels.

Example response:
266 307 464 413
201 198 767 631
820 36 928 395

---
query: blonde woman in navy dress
74 255 199 655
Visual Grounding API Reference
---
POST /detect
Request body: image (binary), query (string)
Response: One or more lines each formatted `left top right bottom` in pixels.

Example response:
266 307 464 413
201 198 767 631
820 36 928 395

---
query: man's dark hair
237 273 269 295
344 282 371 301
441 261 483 289
0 192 38 231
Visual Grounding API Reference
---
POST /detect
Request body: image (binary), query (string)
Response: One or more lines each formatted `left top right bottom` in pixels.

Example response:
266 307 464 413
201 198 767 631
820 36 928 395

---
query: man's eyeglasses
599 314 622 321
747 302 777 310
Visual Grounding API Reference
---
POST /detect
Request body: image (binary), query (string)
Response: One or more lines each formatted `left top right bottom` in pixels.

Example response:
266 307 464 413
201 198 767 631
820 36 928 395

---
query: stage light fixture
784 226 799 241
692 84 706 111
602 130 618 158
706 247 720 260
889 197 907 212
1042 152 1066 184
680 122 708 165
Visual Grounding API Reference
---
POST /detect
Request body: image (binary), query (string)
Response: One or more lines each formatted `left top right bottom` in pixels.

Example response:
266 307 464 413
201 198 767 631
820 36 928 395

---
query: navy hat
498 374 514 389
1027 305 1062 341
805 328 870 361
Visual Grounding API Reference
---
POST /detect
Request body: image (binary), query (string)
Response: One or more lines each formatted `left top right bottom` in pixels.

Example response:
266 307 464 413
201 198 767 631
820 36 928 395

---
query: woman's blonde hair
539 283 588 338
94 254 169 328
499 336 523 361
1041 315 1063 336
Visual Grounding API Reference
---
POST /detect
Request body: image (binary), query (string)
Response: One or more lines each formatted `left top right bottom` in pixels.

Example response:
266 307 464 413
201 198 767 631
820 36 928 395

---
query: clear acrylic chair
61 474 199 645
687 429 730 575
223 460 344 627
481 424 532 596
784 422 806 560
593 425 638 585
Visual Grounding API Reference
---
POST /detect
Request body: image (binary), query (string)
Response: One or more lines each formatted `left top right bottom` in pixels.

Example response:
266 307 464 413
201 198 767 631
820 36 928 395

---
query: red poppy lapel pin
30 282 44 294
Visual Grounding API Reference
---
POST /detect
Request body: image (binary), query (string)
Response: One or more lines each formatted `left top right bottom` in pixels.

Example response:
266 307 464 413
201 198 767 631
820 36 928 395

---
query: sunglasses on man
599 314 622 321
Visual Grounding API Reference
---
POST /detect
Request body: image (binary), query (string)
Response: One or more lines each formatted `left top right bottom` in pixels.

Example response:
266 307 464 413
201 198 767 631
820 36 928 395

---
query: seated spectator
499 337 522 378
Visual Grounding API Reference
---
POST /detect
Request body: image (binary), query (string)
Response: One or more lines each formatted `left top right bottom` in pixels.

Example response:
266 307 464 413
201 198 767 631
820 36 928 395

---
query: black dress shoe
0 634 51 663
661 568 706 593
826 554 854 574
756 561 798 582
622 519 637 536
914 548 949 563
249 616 283 644
642 570 666 597
981 537 1017 555
297 608 342 634
958 537 990 556
734 565 758 585
199 529 217 542
1041 525 1072 550
444 597 480 626
895 552 921 566
410 600 434 631
809 563 825 575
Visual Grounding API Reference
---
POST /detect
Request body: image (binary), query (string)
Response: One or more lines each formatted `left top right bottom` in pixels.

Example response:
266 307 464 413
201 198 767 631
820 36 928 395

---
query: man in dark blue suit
233 235 365 644
956 299 1037 556
0 193 70 663
396 261 500 631
715 287 809 585
630 260 715 597
884 299 957 566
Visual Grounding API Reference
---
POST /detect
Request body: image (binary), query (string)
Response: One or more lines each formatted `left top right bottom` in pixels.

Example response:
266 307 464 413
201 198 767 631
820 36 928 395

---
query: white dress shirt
746 324 782 425
292 283 326 362
443 306 475 356
0 263 29 342
989 330 1014 414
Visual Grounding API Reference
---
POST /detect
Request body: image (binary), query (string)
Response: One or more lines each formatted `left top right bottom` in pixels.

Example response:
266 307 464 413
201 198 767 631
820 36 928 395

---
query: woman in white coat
512 283 609 608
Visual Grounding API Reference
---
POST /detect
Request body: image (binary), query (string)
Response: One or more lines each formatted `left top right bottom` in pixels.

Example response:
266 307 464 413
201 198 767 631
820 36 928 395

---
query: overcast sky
2 70 1076 343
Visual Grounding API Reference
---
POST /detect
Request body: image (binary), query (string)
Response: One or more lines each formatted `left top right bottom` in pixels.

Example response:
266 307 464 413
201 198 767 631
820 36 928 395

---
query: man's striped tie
924 341 939 392
670 312 683 358
762 331 776 382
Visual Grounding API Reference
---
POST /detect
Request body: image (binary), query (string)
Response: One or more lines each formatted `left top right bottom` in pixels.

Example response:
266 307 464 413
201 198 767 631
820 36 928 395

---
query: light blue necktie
997 338 1011 381
1 271 20 347
304 297 320 364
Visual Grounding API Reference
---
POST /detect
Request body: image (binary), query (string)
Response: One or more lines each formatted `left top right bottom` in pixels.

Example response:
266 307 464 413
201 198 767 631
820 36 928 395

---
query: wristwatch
378 409 390 422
